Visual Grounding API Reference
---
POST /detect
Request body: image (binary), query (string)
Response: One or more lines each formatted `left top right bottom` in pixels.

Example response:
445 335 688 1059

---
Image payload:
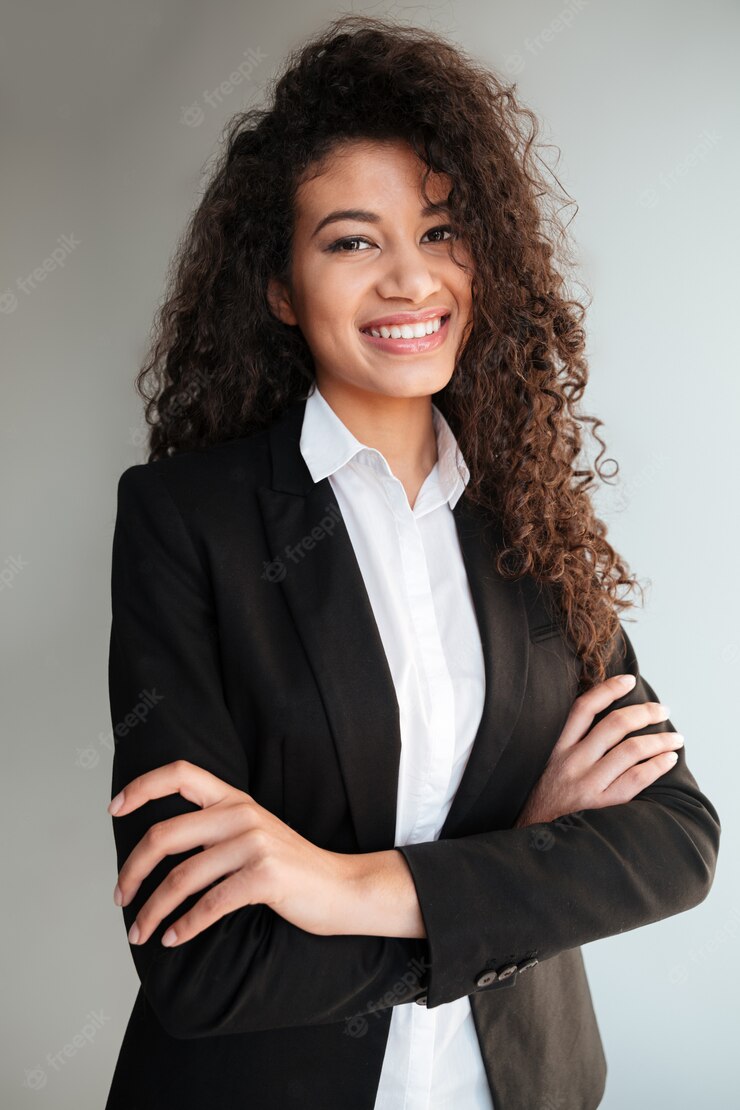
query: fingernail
108 792 124 816
617 674 636 687
667 752 678 763
161 927 177 947
128 921 140 944
113 884 123 906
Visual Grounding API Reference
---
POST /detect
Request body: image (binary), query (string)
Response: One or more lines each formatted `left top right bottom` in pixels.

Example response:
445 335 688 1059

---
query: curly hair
134 13 644 691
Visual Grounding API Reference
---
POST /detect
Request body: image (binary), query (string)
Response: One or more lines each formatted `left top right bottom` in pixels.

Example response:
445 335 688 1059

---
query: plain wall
1 1 737 1106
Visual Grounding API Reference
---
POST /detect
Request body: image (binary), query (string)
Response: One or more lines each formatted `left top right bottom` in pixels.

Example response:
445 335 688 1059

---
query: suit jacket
105 396 720 1110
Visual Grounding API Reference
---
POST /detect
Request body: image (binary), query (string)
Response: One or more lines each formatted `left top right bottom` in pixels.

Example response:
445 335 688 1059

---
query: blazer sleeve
108 463 430 1039
397 622 722 1009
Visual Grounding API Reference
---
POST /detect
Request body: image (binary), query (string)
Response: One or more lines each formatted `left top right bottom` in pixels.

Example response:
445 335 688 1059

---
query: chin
369 372 454 400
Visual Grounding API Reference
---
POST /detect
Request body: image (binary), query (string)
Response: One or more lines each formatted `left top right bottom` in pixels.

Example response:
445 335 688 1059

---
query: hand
513 673 684 828
108 760 365 946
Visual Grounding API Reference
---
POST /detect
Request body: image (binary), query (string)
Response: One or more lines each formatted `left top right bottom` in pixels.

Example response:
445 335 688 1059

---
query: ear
266 277 299 326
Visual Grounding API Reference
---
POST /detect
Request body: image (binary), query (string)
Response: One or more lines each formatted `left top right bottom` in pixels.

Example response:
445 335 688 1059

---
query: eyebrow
311 200 451 239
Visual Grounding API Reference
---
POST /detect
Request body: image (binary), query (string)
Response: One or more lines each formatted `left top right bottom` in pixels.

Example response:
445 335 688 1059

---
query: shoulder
116 427 272 506
112 430 276 555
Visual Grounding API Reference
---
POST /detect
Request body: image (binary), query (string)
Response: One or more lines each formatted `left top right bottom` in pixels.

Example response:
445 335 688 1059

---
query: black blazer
105 396 720 1110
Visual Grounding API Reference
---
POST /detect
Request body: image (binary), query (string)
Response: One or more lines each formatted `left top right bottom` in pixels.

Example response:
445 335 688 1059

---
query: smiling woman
264 135 476 499
105 13 720 1110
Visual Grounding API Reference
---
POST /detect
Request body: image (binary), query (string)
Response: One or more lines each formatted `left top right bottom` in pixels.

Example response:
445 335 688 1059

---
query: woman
104 15 720 1110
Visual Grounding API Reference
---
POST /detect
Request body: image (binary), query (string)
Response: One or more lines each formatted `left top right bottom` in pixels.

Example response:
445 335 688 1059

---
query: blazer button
475 970 498 987
415 994 427 1006
497 964 518 980
518 958 539 974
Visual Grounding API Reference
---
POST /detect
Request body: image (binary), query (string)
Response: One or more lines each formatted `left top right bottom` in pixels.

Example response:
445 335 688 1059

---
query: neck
313 376 439 507
315 379 439 479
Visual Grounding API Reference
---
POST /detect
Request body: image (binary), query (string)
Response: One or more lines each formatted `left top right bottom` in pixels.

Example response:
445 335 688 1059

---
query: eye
326 236 373 254
424 224 454 243
325 224 456 254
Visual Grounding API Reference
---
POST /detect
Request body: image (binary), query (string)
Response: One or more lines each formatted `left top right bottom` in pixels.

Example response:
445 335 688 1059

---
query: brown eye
326 236 373 253
424 225 454 242
326 226 455 254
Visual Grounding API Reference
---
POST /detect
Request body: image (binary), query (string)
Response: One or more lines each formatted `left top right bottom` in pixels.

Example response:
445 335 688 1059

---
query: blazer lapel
440 495 529 836
256 397 529 853
257 399 402 853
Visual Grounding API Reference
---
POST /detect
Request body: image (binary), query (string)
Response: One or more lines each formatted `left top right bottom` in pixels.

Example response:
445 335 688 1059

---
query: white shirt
299 382 495 1110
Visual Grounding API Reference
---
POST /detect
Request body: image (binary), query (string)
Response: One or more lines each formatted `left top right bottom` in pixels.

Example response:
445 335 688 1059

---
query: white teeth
367 316 445 339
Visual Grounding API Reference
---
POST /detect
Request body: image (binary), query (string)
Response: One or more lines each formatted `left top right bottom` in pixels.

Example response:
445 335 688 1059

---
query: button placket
303 390 493 1110
392 503 457 844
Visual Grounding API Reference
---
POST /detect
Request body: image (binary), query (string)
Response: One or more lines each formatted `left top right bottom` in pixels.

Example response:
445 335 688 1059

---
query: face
267 138 474 405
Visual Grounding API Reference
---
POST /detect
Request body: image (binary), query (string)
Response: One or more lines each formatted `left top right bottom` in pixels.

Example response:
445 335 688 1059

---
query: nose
374 241 443 305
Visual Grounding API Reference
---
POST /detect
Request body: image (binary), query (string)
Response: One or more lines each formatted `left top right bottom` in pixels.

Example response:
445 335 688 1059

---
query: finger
160 871 258 948
556 674 638 750
117 801 253 907
129 835 256 946
580 702 672 762
597 748 682 807
591 731 684 792
108 759 246 817
155 864 263 949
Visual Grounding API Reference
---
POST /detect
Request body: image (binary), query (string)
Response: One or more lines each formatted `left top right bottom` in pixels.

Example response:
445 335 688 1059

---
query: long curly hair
134 13 644 690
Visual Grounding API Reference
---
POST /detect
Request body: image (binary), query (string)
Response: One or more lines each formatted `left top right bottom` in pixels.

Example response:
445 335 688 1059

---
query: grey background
1 1 737 1106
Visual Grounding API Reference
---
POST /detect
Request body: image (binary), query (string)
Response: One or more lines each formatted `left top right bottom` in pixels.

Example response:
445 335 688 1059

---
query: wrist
330 849 426 939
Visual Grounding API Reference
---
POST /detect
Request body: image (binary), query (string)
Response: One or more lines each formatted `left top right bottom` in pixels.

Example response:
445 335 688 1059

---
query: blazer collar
257 396 529 851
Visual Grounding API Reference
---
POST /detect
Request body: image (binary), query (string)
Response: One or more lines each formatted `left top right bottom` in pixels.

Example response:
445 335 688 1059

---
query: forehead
294 138 453 218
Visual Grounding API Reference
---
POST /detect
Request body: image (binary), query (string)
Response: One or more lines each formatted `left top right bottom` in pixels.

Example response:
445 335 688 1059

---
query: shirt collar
299 380 470 511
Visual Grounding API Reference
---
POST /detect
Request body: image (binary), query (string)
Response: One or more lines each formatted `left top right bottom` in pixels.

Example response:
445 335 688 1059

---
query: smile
359 313 451 353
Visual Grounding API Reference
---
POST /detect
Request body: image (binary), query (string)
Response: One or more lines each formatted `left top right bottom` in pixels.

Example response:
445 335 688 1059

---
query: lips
358 312 451 353
358 308 452 331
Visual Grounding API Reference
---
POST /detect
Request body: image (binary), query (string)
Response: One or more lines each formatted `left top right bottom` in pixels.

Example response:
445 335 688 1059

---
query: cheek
298 274 366 343
443 259 473 309
296 303 355 362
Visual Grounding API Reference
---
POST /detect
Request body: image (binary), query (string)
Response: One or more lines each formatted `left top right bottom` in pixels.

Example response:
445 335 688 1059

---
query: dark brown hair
134 14 644 689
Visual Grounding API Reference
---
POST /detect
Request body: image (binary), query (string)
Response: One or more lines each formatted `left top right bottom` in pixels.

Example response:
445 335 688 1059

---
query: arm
108 464 429 1039
397 626 721 1008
